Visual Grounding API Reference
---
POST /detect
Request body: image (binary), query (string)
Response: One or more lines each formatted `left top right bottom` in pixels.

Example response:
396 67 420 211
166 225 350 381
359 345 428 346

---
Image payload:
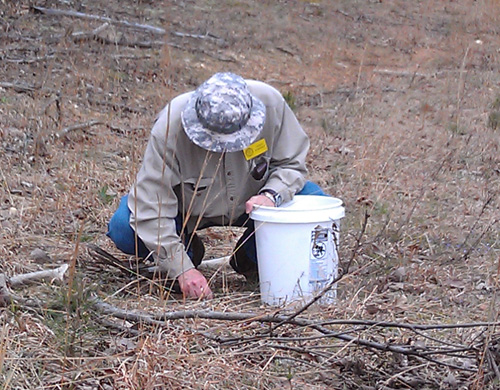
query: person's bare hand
245 194 275 214
177 268 213 299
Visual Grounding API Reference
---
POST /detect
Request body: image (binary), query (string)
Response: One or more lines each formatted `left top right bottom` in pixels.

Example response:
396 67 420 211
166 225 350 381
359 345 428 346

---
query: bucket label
309 224 339 302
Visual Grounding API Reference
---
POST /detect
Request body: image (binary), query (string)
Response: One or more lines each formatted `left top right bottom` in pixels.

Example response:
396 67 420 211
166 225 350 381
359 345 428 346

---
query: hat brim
181 92 266 153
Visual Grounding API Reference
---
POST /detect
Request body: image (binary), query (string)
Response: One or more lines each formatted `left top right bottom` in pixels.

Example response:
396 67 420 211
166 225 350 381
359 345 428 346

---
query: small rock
9 207 18 217
443 372 458 388
338 145 354 155
21 181 33 188
389 266 406 282
364 304 380 315
73 208 86 220
387 282 405 291
30 248 52 263
475 281 492 292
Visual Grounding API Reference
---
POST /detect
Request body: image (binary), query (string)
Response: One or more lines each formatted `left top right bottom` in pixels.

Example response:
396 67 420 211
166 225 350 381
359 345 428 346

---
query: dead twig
0 81 35 94
32 6 166 35
87 245 181 294
0 275 12 306
9 264 68 287
78 34 165 49
94 317 141 336
93 299 485 372
71 22 110 41
374 69 431 78
55 120 103 138
85 98 146 114
373 68 461 78
87 244 158 279
171 31 224 43
33 6 224 45
1 54 56 64
486 349 500 382
0 264 68 307
318 319 500 331
457 194 496 262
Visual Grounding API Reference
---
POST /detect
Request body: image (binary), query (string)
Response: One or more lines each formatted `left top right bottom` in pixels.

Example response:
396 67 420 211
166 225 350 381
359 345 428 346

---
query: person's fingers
178 269 213 299
193 280 212 298
197 280 213 299
246 195 275 213
245 200 253 214
199 285 214 299
205 285 214 299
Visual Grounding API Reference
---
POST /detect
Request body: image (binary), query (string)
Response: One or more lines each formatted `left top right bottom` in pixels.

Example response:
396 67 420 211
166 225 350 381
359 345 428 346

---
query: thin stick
487 349 500 383
93 299 482 371
354 43 367 99
317 319 500 331
0 275 12 306
66 221 85 315
71 22 110 42
455 45 470 130
2 55 55 64
458 195 496 261
55 120 103 138
0 82 35 93
8 264 69 287
32 6 166 35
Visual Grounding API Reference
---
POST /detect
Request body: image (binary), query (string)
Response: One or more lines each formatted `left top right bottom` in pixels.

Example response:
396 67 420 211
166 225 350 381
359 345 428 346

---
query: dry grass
1 0 500 388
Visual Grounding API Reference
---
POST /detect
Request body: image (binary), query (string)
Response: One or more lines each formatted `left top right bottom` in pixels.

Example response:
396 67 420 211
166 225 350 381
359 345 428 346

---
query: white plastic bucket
250 195 345 306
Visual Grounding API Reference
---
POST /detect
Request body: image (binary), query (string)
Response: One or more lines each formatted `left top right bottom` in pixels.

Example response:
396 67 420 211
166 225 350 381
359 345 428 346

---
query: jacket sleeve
128 104 195 279
260 99 310 204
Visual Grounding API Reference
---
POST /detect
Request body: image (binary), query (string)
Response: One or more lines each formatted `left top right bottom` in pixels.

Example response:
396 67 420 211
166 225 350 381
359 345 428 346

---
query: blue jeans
106 181 326 265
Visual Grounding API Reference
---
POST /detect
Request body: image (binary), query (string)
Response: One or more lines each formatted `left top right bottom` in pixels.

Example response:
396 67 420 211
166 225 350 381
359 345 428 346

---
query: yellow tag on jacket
243 138 268 160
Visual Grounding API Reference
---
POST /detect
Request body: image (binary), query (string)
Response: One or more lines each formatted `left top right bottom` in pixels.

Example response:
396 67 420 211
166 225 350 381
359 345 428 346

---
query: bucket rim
250 195 345 223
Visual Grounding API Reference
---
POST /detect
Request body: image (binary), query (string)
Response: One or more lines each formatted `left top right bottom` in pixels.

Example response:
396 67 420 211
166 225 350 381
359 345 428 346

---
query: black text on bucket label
309 224 339 300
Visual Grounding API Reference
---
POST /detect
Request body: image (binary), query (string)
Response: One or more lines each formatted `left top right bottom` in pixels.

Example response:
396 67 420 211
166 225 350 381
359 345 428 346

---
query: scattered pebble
30 248 52 263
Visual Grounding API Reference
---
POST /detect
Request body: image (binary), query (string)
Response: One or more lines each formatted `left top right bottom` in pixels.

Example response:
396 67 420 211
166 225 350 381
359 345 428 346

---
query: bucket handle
327 220 340 251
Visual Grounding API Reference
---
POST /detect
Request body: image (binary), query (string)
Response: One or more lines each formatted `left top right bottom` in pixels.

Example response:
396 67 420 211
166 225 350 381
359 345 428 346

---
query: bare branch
71 22 110 42
0 81 35 93
92 299 487 371
171 31 224 43
317 319 500 331
486 349 500 383
32 6 166 35
458 194 496 262
55 120 103 138
2 55 56 64
0 274 12 306
8 264 69 287
32 6 225 45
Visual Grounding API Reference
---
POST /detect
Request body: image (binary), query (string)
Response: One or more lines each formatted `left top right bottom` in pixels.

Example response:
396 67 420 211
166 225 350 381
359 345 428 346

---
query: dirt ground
1 1 500 389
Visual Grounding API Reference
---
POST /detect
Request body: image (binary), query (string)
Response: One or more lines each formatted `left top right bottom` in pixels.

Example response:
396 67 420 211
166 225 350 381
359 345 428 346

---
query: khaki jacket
128 80 309 277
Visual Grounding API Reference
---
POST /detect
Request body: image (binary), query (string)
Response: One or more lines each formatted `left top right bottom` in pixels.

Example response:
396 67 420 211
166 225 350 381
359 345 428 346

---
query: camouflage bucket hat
181 72 266 153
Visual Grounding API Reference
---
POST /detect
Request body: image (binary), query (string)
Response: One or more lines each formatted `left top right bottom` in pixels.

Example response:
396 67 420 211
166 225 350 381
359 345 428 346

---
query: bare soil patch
1 1 500 389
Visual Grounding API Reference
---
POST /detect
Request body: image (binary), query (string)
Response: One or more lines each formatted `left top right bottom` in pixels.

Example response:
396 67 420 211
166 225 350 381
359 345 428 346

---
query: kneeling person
107 72 323 299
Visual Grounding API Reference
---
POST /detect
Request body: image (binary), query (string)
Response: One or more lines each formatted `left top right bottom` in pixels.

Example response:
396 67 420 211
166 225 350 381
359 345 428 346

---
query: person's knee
298 181 327 196
107 195 136 255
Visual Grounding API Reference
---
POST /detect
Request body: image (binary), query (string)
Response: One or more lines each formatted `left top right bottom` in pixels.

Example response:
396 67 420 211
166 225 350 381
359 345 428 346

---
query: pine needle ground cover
1 1 500 388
